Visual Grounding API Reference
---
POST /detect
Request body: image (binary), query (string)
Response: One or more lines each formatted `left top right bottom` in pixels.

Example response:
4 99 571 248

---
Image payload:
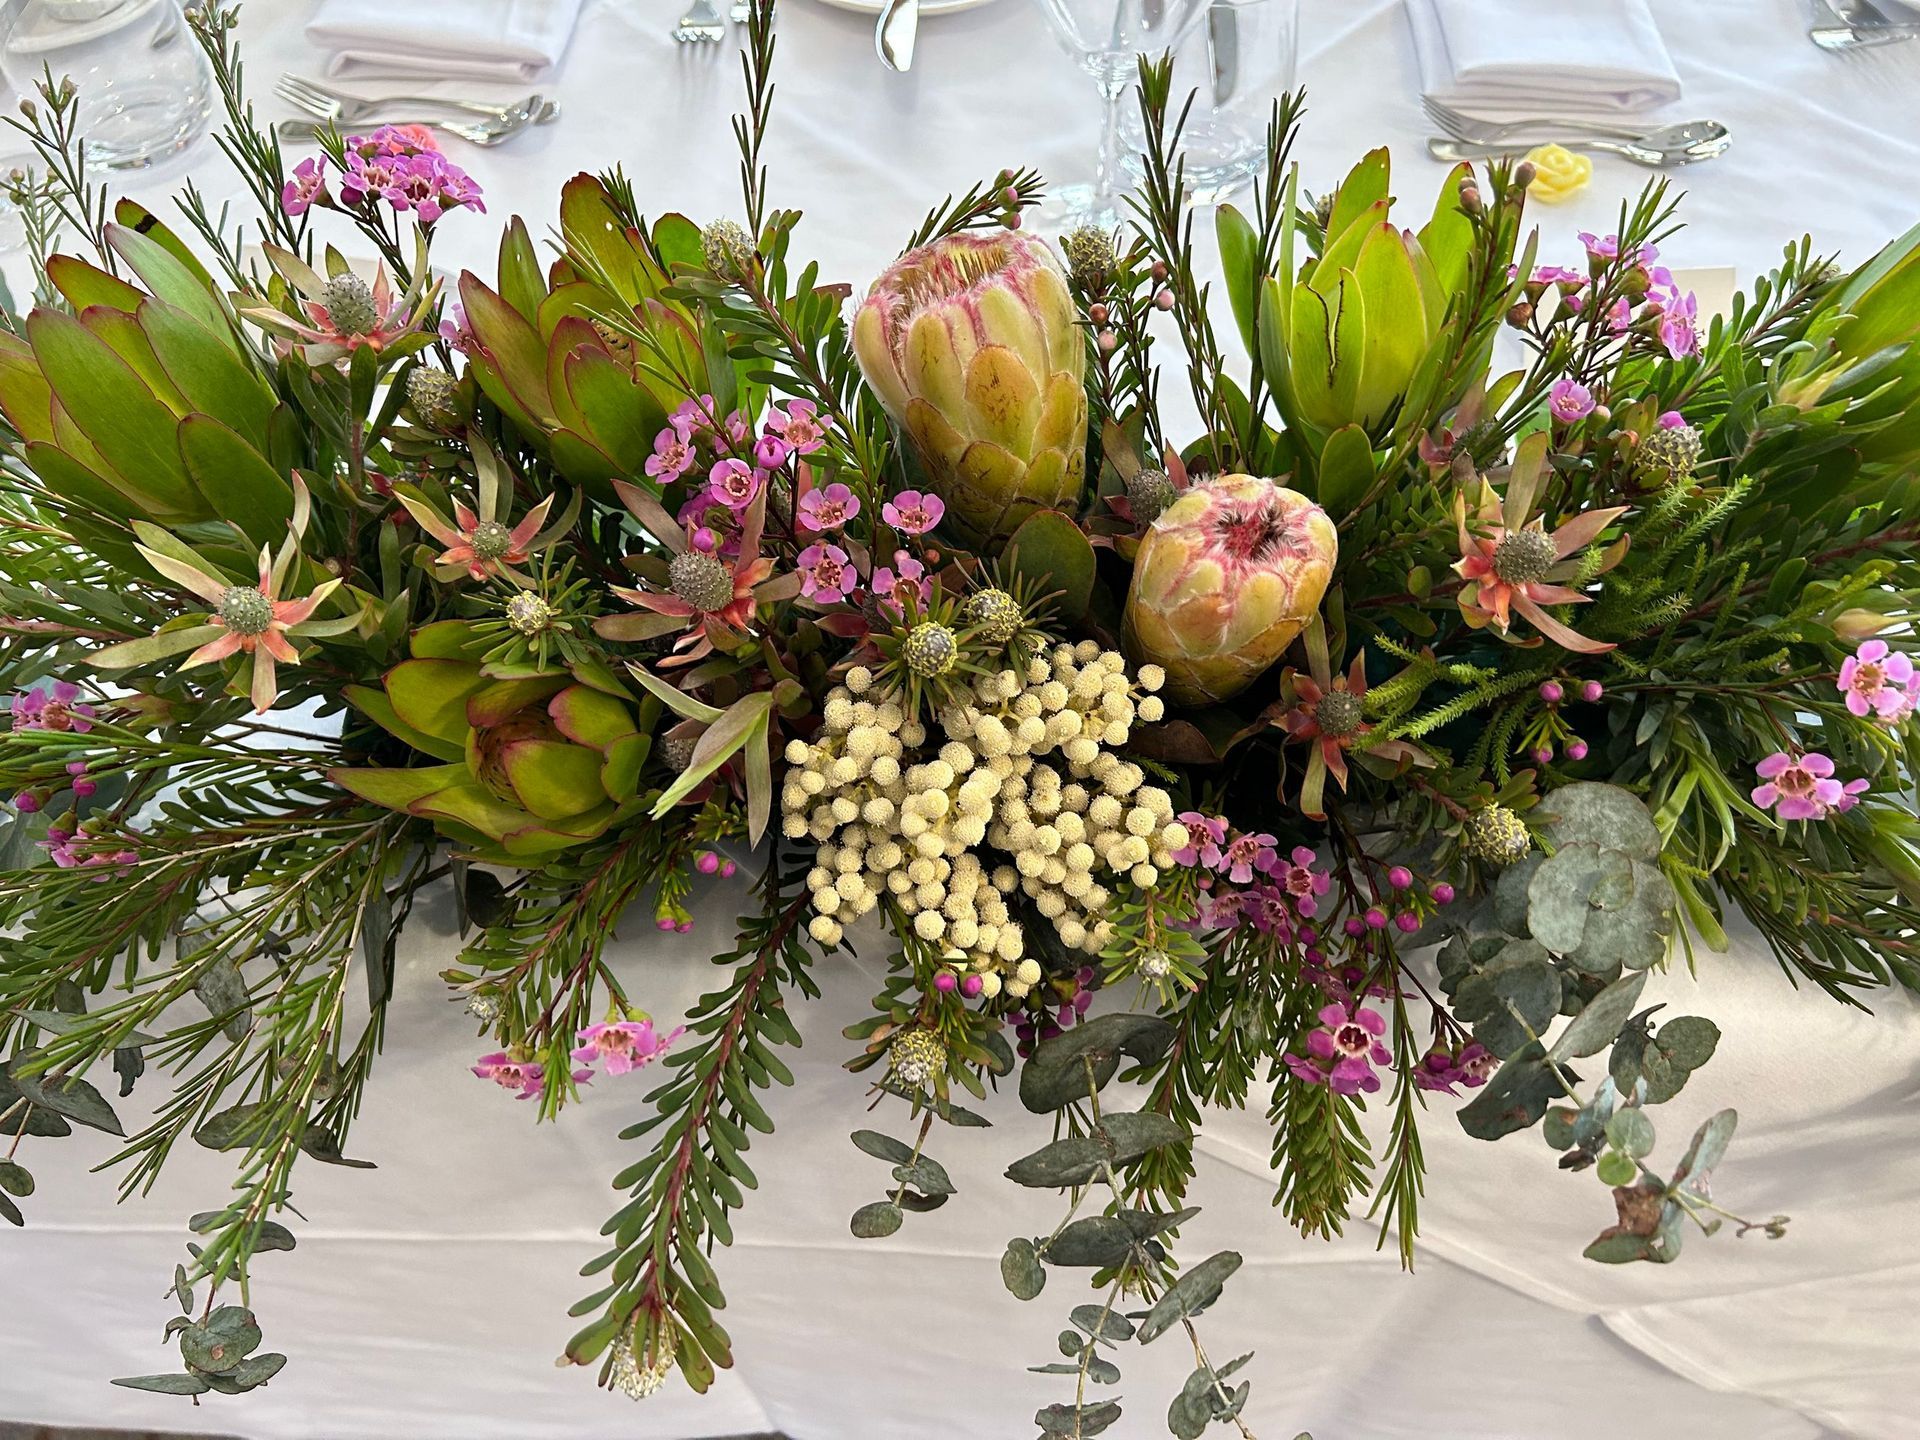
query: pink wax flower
881 489 945 536
281 156 329 216
1606 297 1633 334
1549 379 1595 424
1216 830 1278 885
1242 885 1296 937
1657 291 1699 359
571 1019 683 1076
708 458 764 511
797 482 861 534
1578 233 1657 266
472 1053 541 1098
1170 811 1228 867
1752 751 1852 821
1657 410 1687 429
646 421 698 484
869 551 929 614
1838 639 1916 721
1284 1003 1391 1096
1274 845 1330 916
1413 1043 1497 1096
753 432 792 470
11 680 95 733
765 399 827 456
797 542 857 602
1530 264 1588 291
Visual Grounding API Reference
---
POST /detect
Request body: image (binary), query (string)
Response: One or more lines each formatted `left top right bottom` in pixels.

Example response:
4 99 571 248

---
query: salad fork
674 0 727 42
1424 96 1676 145
1809 0 1920 47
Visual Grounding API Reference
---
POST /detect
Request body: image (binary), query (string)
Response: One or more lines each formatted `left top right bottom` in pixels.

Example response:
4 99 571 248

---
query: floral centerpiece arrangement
2 5 1917 1434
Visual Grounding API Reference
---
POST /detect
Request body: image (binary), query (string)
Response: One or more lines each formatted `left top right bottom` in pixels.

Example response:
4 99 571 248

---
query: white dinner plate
808 0 999 15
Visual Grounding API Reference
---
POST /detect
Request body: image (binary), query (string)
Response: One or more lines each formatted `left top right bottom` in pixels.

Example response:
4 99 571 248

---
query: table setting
0 3 1917 1440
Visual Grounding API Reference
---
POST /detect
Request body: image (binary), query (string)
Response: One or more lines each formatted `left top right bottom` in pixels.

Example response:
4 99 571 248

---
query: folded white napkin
305 0 584 83
1406 0 1681 119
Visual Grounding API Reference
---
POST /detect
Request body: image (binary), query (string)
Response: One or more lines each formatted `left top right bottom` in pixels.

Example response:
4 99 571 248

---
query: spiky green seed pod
1634 424 1702 486
470 519 513 561
888 1028 948 1089
964 588 1023 645
1462 804 1532 865
1490 529 1559 585
1126 467 1177 525
903 621 958 678
701 219 755 282
406 367 460 429
669 551 735 613
217 585 273 636
320 273 378 336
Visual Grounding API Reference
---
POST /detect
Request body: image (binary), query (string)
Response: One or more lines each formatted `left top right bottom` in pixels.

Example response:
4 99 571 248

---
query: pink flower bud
1581 680 1604 703
1387 866 1413 890
1344 917 1366 938
1432 883 1456 905
1567 740 1590 761
961 974 983 998
696 851 720 875
720 860 737 878
1364 907 1388 930
676 920 693 933
934 971 957 993
1395 912 1421 933
1539 681 1564 704
1533 747 1554 765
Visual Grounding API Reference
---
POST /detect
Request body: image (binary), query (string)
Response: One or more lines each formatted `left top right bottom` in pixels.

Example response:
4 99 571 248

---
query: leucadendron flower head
852 230 1086 540
1122 474 1337 707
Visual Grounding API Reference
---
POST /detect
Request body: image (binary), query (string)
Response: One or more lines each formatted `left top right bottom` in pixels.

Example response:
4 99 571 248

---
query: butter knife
876 0 919 71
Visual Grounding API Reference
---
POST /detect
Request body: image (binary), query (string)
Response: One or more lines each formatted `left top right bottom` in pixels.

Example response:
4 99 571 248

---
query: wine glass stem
1093 72 1129 220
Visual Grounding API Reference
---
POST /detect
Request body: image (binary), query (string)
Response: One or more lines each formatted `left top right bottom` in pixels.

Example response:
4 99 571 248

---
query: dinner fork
276 74 540 125
674 0 726 42
1423 96 1675 145
1809 0 1920 48
277 106 549 148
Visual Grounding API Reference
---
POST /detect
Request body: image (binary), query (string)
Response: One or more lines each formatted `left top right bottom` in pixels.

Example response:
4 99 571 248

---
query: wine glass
1027 0 1219 231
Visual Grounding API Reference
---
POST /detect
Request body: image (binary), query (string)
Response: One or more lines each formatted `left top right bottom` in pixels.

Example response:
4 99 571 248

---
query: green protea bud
701 219 755 282
1490 528 1559 586
888 1027 947 1089
1126 467 1177 525
217 585 274 636
471 519 514 562
1633 424 1703 486
669 551 735 614
1137 948 1173 980
1462 804 1532 865
963 588 1023 645
406 367 460 429
320 273 378 337
1314 689 1364 738
1060 224 1116 291
902 621 958 678
504 591 556 637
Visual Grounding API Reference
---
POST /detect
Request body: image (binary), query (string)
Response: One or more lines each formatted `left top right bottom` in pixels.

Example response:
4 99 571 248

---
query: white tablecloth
4 2 1920 1437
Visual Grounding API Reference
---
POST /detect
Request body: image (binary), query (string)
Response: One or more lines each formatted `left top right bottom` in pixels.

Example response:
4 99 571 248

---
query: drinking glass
1027 0 1219 231
0 0 213 170
1120 0 1299 206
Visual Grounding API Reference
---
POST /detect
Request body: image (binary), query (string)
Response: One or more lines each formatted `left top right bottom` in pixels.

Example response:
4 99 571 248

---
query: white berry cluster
783 641 1180 995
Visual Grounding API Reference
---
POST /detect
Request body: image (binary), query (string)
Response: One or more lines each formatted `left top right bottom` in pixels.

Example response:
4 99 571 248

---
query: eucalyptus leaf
1019 1013 1178 1113
1137 1251 1242 1343
1036 1400 1123 1436
0 1159 32 1197
111 1372 211 1395
891 1155 955 1196
850 1200 903 1238
1457 1042 1571 1140
1043 1216 1136 1268
1070 1304 1135 1342
1670 1108 1737 1194
192 955 252 1044
1547 970 1649 1063
8 1068 124 1136
1605 1107 1655 1159
850 1129 915 1165
1533 782 1662 860
1000 1237 1046 1300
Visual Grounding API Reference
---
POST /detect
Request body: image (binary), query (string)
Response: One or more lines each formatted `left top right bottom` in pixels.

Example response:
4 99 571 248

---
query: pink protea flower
10 680 95 733
708 458 763 511
397 490 555 585
1284 1003 1391 1095
797 542 857 602
765 399 827 456
646 420 699 484
1752 751 1854 821
1549 379 1595 424
281 156 329 216
869 551 929 615
1453 486 1628 654
97 498 345 713
881 489 944 536
1838 639 1916 721
797 482 861 534
1170 811 1227 867
571 1019 683 1076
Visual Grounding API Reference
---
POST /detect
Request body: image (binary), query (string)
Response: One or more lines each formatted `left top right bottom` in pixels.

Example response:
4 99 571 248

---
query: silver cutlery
730 1 751 20
1809 0 1920 48
275 75 546 127
1422 96 1729 150
1425 122 1731 169
674 0 727 42
277 104 553 148
1207 1 1239 106
875 0 920 71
